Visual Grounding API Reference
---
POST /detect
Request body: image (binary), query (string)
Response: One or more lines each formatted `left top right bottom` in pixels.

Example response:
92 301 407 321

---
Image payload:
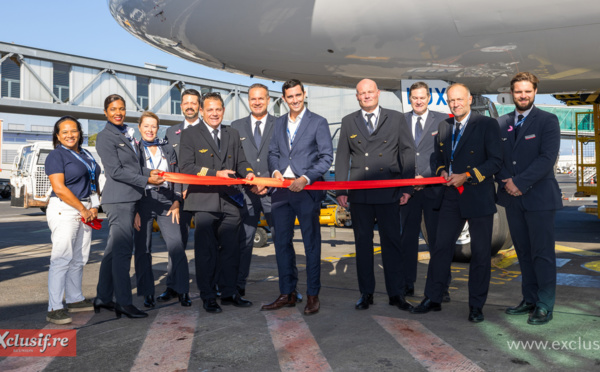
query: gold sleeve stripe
197 167 209 177
474 168 485 182
436 166 445 175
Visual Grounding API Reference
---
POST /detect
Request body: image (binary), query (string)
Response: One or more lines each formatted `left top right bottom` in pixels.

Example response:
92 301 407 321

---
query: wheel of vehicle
253 227 269 248
0 190 10 199
421 206 512 262
40 207 47 214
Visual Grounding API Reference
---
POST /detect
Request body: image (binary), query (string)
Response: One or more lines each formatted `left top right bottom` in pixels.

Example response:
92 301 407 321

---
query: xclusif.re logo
0 329 76 357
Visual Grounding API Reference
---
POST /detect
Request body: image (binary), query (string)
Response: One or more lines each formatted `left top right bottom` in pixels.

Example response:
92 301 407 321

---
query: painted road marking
264 307 332 372
0 311 94 371
130 304 198 372
582 260 600 274
556 245 600 257
556 273 600 289
556 258 571 267
373 316 484 372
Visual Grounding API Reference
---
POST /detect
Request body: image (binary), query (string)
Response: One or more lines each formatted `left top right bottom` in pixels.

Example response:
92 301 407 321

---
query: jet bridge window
53 62 70 102
1 54 21 99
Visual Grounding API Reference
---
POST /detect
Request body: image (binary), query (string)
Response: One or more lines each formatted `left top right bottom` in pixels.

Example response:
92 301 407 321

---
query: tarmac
0 175 599 371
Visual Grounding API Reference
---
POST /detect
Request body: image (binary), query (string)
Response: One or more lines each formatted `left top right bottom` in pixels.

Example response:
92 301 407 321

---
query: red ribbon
82 217 103 230
159 172 447 190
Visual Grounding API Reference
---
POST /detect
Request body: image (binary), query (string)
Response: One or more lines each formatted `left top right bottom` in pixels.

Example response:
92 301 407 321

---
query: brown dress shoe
261 292 297 311
304 295 320 315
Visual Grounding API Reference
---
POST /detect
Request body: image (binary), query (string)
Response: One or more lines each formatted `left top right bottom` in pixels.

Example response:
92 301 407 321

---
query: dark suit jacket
96 122 151 204
268 109 333 184
404 109 448 200
165 121 185 159
179 122 253 212
496 105 562 211
137 142 183 202
435 112 502 218
335 107 414 204
231 114 275 178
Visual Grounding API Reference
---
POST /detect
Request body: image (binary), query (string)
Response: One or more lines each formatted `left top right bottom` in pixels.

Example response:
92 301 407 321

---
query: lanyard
287 119 301 147
449 121 467 175
62 146 97 193
515 115 526 127
143 145 165 170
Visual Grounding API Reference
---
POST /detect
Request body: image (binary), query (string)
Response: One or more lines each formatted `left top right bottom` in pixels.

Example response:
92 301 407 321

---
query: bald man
335 79 415 311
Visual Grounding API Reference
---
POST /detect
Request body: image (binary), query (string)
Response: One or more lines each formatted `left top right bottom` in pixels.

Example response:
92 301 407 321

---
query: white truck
10 141 104 212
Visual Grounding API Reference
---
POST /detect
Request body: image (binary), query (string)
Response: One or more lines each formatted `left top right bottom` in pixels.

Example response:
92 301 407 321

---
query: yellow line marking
582 260 600 273
556 245 600 257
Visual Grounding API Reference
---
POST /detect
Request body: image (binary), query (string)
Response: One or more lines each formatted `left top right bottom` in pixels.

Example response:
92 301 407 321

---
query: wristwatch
465 171 473 183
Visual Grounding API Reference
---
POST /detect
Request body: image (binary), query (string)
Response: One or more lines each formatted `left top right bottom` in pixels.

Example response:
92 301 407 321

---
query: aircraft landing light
582 260 600 274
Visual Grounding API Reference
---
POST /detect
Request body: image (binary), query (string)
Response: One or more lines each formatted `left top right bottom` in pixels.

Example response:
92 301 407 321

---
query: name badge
90 193 101 208
525 134 536 140
431 131 438 136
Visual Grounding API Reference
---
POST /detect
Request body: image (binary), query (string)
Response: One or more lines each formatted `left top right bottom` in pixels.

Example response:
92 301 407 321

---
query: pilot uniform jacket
404 110 447 200
435 112 502 218
496 105 562 211
232 114 275 179
179 122 253 212
96 122 151 204
165 122 185 159
335 108 415 203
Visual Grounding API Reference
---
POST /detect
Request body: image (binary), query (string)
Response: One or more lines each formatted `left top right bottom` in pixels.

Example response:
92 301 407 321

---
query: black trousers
351 202 404 297
193 199 241 300
134 188 189 296
425 188 493 308
96 202 137 306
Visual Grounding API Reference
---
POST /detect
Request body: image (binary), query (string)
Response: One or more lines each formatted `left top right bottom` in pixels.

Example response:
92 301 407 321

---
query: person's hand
167 201 180 224
399 193 411 205
414 175 425 191
80 208 93 223
273 170 284 181
251 185 268 195
133 212 141 231
182 189 188 199
441 170 449 181
337 195 348 208
246 173 255 181
502 178 522 197
445 172 468 188
289 177 308 192
216 170 236 178
148 170 165 185
90 208 98 220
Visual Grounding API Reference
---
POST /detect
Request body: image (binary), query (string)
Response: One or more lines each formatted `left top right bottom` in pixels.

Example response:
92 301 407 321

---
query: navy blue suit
496 105 562 311
426 112 502 308
268 109 333 296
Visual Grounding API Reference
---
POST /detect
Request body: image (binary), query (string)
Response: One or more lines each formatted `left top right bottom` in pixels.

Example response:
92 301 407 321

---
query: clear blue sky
0 0 280 90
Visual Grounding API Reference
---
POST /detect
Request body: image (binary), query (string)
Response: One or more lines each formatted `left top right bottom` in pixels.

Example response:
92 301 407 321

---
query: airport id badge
90 192 100 209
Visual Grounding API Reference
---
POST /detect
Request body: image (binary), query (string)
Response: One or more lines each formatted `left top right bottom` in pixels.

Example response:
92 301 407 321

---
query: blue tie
366 113 375 134
254 121 262 148
415 117 423 144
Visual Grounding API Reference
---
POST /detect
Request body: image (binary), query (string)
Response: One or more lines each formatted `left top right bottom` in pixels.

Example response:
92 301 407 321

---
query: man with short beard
496 72 562 325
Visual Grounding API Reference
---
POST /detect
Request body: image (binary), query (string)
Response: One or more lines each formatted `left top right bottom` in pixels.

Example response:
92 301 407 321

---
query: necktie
213 129 220 151
254 121 262 148
515 114 524 139
415 117 423 144
366 113 375 134
453 122 461 146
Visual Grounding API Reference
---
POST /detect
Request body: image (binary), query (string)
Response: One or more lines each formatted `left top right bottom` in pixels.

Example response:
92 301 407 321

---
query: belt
79 197 90 202
148 187 167 191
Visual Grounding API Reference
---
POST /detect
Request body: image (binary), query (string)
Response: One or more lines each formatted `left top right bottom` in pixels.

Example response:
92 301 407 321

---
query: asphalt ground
0 174 599 371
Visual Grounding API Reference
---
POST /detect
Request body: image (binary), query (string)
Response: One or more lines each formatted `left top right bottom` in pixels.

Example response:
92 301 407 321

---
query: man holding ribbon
411 83 502 322
496 72 562 325
335 79 415 311
179 92 255 314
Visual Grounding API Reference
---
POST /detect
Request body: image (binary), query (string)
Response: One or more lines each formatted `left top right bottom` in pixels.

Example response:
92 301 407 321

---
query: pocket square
431 131 438 136
525 134 536 140
119 143 125 146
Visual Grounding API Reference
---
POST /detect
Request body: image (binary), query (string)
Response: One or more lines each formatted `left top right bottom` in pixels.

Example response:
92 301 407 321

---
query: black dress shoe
203 298 223 313
410 297 441 314
178 293 192 307
115 303 148 319
528 307 553 325
506 299 535 315
221 294 253 307
93 298 115 313
156 288 178 303
442 291 451 303
144 295 156 308
468 307 484 323
389 295 413 311
355 294 374 310
404 285 415 297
